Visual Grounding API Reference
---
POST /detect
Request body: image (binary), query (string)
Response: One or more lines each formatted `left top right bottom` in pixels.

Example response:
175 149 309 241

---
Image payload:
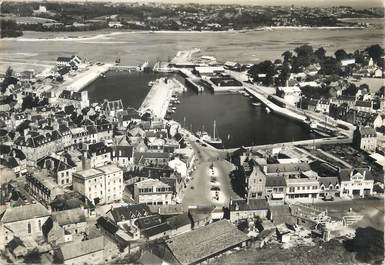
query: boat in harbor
195 120 222 147
167 109 175 114
265 107 271 113
99 73 106 78
252 102 261 107
148 81 154 87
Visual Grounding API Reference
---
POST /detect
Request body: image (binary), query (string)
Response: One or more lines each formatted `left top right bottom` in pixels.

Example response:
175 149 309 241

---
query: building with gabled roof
107 203 152 225
353 126 377 152
72 164 123 205
0 203 50 242
133 178 174 206
54 236 105 264
158 220 249 265
339 168 373 198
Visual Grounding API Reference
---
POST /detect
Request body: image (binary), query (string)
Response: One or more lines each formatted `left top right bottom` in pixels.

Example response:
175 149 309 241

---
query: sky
122 0 385 8
20 0 385 8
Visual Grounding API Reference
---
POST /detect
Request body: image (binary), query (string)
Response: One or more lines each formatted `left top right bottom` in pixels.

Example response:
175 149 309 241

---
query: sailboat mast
213 120 216 139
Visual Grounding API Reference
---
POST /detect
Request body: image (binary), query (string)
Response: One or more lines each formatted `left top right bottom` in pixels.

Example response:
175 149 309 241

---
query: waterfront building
353 126 377 152
56 56 82 68
133 178 174 206
56 90 90 110
194 66 226 77
285 177 320 201
168 156 187 178
276 86 301 106
316 98 330 114
262 162 311 178
101 99 124 118
339 168 373 198
72 164 123 205
318 177 340 198
134 152 170 167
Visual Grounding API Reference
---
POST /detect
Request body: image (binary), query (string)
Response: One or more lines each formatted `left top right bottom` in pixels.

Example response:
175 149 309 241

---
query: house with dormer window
339 168 373 198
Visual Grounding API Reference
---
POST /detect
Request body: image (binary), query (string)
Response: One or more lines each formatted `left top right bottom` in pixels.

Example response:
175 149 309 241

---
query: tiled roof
165 220 249 265
264 163 310 174
109 203 151 223
318 176 339 187
229 199 269 211
265 176 286 187
59 236 104 261
52 208 86 226
1 203 50 223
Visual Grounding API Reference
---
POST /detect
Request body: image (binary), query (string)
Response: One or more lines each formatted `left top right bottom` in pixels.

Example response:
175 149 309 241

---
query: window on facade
28 222 31 234
66 172 69 176
66 179 69 183
38 220 41 230
61 180 65 184
289 187 295 192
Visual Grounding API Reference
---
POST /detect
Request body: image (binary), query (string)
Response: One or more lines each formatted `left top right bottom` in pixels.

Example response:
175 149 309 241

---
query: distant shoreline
0 26 367 42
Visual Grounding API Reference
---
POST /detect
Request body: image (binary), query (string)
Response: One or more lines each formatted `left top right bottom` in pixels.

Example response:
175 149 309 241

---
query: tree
5 66 13 77
343 83 358 97
335 49 349 61
281 50 293 63
319 56 340 75
1 66 18 93
292 45 318 70
353 49 367 65
315 47 327 60
274 59 282 65
365 44 384 63
0 20 23 38
294 44 314 58
248 60 276 86
276 64 291 86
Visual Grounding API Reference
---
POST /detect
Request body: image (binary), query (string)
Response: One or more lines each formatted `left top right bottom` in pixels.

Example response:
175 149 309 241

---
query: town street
182 140 235 209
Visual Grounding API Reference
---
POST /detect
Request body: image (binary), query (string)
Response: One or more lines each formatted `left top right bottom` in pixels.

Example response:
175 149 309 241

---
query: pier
138 77 183 118
244 84 308 123
179 69 205 92
109 65 140 71
224 135 353 152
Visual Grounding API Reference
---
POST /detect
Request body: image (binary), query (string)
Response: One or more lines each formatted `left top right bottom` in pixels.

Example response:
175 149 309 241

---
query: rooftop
1 203 50 223
165 220 249 265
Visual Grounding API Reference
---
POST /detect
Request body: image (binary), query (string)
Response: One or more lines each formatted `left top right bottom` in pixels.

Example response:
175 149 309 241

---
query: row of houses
245 156 374 203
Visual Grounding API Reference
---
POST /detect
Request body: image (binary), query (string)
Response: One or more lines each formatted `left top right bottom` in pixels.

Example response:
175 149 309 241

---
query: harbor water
85 71 314 148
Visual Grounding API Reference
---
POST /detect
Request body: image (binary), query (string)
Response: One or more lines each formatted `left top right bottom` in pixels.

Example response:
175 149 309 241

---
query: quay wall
66 64 112 92
244 86 308 123
138 77 179 118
